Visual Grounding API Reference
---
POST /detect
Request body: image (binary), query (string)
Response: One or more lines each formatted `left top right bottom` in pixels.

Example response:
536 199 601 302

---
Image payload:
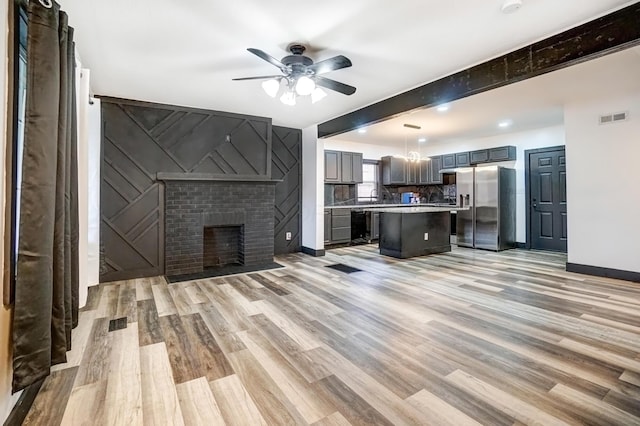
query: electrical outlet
424 233 429 240
285 232 292 241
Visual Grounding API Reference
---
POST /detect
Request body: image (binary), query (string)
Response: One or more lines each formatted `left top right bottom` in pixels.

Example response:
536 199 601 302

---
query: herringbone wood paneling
272 127 301 255
100 98 273 282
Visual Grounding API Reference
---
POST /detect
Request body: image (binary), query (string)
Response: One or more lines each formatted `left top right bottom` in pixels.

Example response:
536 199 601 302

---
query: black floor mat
166 262 284 283
325 263 363 274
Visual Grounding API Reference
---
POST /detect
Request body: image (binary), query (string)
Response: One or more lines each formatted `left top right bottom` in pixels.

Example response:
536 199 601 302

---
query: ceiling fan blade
232 75 283 81
247 48 288 73
315 76 356 95
308 55 352 75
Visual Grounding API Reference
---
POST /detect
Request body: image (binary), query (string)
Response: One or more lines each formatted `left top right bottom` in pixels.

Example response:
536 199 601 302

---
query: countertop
367 206 469 213
326 203 459 210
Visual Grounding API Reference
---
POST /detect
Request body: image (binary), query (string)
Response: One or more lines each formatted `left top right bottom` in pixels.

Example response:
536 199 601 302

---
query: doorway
525 146 567 252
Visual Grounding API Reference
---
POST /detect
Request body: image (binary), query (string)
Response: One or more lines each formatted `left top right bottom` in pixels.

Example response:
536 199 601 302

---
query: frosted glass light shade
280 91 296 106
261 79 280 98
295 76 316 96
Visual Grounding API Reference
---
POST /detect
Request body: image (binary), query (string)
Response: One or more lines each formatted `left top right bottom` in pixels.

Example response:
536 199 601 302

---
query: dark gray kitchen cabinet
325 150 341 182
442 154 456 169
352 153 363 183
324 209 331 243
371 212 380 240
470 146 516 164
419 160 431 184
341 152 364 183
470 149 490 164
330 209 351 243
407 161 419 185
429 156 443 184
383 156 443 185
489 146 516 162
455 152 470 166
325 150 363 183
381 156 408 185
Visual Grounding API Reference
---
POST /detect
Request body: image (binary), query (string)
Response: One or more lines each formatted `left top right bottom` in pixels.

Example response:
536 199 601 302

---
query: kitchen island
369 206 468 258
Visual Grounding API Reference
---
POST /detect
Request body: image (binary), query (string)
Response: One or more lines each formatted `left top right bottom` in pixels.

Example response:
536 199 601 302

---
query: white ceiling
332 45 640 146
60 0 636 130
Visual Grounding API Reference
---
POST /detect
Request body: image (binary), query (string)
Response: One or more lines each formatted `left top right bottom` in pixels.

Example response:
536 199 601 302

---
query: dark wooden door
529 148 567 252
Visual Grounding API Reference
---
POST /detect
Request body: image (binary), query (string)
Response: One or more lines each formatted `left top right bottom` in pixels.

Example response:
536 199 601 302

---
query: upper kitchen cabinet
341 152 364 183
443 152 470 169
383 156 442 185
381 156 408 185
324 150 363 183
325 150 341 182
419 156 442 184
470 146 516 164
488 146 516 162
455 152 470 167
442 154 456 169
429 156 443 184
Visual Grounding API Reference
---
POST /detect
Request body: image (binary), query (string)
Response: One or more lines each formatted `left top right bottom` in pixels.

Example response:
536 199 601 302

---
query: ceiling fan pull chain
39 0 53 8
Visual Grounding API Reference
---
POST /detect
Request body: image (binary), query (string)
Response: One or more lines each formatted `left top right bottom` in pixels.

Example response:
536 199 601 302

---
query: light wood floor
23 246 640 425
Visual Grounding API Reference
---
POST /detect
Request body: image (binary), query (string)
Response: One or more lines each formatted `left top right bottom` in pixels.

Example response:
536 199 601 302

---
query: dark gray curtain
12 1 79 392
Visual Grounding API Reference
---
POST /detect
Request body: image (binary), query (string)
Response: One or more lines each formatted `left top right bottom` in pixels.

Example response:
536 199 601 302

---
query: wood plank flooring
23 246 640 425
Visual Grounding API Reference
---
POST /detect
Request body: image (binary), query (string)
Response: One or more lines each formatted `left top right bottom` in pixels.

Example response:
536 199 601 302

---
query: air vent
599 112 628 125
108 317 128 332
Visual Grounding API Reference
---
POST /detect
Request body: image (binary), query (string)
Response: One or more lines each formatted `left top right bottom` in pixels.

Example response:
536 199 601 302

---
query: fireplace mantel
157 172 282 183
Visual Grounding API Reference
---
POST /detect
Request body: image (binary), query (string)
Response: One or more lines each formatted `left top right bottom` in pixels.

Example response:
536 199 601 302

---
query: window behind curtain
11 6 28 292
357 161 379 203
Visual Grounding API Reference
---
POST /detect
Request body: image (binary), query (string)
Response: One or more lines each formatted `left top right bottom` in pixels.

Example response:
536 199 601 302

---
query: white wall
323 139 405 160
565 93 640 273
301 125 324 251
86 98 101 295
327 125 565 242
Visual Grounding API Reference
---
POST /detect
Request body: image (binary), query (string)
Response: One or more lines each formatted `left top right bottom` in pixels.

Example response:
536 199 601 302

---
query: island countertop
367 206 469 213
326 203 463 210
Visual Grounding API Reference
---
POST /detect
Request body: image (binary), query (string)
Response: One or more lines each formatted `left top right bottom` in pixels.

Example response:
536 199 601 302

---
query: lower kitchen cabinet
326 209 351 244
324 209 331 243
371 212 380 240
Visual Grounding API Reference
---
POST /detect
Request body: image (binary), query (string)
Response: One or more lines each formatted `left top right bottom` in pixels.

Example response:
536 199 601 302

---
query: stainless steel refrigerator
456 166 516 251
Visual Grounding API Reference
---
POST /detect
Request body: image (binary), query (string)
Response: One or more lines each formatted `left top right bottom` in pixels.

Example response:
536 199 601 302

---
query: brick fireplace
162 177 276 277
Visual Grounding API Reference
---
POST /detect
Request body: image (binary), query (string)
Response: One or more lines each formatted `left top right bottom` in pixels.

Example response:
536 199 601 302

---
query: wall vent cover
599 112 628 125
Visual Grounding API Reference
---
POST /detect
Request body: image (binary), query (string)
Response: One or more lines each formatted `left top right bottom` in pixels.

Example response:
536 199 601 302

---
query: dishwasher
351 210 367 243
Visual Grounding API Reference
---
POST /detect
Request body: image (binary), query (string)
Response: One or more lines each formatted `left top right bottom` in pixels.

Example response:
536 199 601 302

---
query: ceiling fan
232 44 356 105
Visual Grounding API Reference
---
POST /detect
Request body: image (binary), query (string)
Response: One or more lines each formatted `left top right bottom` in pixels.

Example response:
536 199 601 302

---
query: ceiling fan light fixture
280 90 297 106
261 79 280 98
295 76 316 96
311 87 327 104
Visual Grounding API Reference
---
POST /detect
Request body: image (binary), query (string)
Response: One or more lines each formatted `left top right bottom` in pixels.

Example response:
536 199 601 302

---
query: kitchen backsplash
325 183 457 205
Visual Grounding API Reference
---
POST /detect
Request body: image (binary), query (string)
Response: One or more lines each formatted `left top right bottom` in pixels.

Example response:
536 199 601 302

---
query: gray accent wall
100 97 300 282
272 126 302 254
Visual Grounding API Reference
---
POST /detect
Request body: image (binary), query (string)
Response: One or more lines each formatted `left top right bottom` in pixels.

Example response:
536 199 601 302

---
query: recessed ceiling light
357 128 367 134
498 120 512 128
418 137 427 143
436 104 450 112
